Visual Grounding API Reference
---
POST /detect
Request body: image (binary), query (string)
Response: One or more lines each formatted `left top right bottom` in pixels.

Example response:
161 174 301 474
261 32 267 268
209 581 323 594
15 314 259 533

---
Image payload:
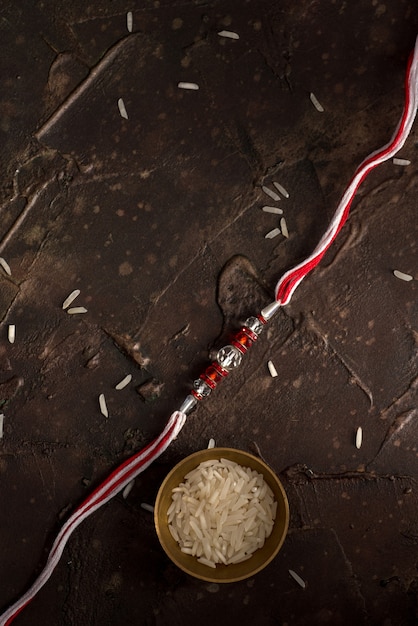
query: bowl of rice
154 447 289 583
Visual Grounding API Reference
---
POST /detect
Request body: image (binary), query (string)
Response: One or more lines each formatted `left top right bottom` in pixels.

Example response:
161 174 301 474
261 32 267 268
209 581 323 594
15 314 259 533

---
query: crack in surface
36 34 142 142
303 313 374 407
378 376 418 421
0 181 53 255
366 408 418 470
284 462 415 484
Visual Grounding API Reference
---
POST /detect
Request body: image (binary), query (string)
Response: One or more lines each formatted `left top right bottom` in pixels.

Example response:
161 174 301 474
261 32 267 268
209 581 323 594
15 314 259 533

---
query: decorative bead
216 344 243 370
231 330 254 354
201 363 229 388
244 316 265 336
192 379 212 400
179 394 198 414
241 326 258 342
186 309 271 403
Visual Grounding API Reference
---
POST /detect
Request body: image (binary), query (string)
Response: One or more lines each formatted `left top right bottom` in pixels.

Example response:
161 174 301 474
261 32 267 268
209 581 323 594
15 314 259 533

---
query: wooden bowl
154 447 289 583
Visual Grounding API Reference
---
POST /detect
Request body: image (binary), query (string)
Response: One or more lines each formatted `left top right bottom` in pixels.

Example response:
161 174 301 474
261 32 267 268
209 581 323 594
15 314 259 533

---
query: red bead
231 329 255 354
231 340 246 354
200 373 217 389
241 326 258 342
198 362 229 391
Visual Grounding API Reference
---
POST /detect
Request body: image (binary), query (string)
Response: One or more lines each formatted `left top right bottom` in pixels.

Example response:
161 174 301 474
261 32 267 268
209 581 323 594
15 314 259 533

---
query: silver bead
244 316 265 336
216 345 242 370
193 379 212 398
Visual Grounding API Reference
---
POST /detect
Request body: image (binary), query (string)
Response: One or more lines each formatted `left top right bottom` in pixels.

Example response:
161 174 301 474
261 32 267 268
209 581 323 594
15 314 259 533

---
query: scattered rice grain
217 30 239 40
355 426 363 450
265 228 281 239
8 325 15 344
126 11 133 32
280 217 289 238
262 206 283 215
393 270 413 282
141 503 155 513
267 360 278 378
178 82 199 90
0 414 4 439
67 306 88 315
62 289 81 309
99 393 108 417
289 569 306 588
118 98 128 119
122 479 135 499
262 185 281 202
0 257 11 276
309 92 324 112
115 374 132 390
393 157 411 166
207 438 216 449
273 182 289 198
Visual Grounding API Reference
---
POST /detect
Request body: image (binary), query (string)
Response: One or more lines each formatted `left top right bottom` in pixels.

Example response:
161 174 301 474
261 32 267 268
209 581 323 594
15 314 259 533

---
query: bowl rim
154 447 289 583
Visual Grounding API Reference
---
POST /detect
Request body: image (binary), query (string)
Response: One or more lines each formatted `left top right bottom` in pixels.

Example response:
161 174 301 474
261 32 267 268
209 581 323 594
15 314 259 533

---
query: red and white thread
1 36 417 626
275 40 418 306
0 411 186 626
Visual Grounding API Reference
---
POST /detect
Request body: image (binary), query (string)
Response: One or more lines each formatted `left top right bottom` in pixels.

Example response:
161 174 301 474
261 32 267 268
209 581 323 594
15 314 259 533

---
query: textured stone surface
0 1 417 624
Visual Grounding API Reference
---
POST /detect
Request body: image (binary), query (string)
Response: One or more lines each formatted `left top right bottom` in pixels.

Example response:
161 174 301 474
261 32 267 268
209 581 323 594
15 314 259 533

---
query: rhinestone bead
201 363 229 387
216 345 243 370
244 316 265 336
193 379 212 399
231 330 254 354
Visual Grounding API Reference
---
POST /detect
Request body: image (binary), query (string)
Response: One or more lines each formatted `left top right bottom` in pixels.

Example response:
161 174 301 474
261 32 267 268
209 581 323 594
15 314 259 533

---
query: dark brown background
0 1 417 624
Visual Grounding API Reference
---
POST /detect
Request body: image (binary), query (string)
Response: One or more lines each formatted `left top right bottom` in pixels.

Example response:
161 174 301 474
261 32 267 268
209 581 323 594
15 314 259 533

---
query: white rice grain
207 438 216 449
310 92 324 112
217 30 240 40
267 360 278 378
273 182 290 198
262 206 283 215
262 185 281 202
115 374 132 390
178 82 199 90
393 157 411 166
126 11 133 32
289 569 306 588
67 306 87 314
355 426 363 450
62 289 81 310
8 325 15 344
118 98 128 119
0 257 11 276
197 556 216 568
169 458 277 568
99 393 108 417
265 228 281 239
280 217 289 238
393 270 413 282
0 414 4 439
141 503 155 513
122 479 135 499
169 524 179 542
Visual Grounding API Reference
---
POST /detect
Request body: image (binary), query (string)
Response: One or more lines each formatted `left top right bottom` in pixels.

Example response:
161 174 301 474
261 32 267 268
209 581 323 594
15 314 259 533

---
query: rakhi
1 36 417 626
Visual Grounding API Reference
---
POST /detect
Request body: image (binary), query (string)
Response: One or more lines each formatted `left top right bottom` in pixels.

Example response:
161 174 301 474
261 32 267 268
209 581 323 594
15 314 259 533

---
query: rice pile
167 458 277 568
